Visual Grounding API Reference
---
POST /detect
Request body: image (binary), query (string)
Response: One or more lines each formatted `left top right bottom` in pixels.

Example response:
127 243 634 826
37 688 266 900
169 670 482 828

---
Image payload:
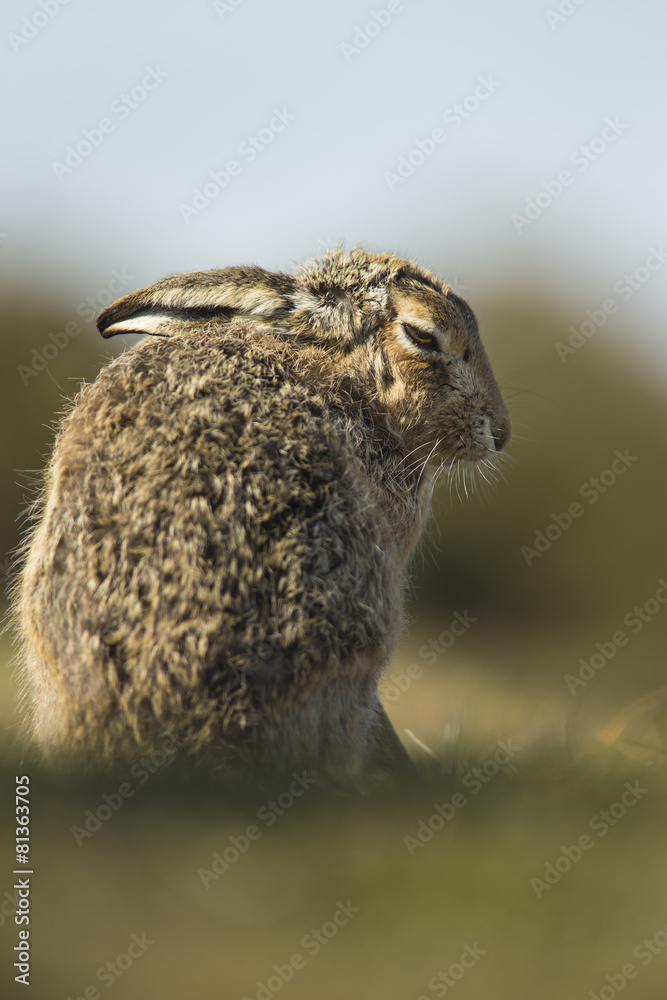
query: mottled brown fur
13 247 510 783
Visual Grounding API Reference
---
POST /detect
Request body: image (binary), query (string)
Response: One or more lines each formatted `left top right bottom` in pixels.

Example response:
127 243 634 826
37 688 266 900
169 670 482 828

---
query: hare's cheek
376 369 416 418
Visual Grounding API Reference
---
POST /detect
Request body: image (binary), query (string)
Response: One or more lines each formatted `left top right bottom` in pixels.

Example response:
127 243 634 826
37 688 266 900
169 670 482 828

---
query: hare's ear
290 249 390 348
97 266 296 339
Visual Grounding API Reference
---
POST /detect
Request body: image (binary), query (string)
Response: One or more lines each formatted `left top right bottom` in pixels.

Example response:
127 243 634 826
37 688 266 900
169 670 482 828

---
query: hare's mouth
440 412 511 464
396 434 503 499
431 417 499 465
433 447 511 504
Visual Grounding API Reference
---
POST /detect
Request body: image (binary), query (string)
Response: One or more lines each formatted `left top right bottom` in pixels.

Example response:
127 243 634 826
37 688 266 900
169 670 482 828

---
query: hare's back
28 323 397 725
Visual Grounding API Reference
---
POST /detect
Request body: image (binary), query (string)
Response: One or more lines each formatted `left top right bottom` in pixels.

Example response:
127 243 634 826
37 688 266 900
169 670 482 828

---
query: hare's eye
402 323 439 351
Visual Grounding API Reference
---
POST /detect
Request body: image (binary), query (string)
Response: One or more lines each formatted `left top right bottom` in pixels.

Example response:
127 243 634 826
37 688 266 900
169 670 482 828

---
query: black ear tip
96 305 117 338
96 305 172 340
97 303 147 339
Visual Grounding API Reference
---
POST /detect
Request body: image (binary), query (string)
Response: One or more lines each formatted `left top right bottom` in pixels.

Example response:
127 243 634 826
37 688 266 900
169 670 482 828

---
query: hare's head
97 246 510 469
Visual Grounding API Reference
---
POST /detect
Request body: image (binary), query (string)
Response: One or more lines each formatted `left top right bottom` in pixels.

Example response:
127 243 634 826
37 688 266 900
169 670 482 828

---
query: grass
1 632 666 999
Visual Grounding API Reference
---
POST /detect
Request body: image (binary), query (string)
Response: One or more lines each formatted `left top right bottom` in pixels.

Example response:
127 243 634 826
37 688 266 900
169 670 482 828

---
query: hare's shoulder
54 323 383 524
65 324 322 450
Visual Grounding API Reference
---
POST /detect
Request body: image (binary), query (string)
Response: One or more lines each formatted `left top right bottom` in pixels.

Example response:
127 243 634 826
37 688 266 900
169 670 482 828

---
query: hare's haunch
14 247 510 782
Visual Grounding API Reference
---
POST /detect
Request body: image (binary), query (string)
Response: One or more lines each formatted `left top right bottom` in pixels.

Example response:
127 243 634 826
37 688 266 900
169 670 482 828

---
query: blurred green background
2 0 667 996
2 269 666 1000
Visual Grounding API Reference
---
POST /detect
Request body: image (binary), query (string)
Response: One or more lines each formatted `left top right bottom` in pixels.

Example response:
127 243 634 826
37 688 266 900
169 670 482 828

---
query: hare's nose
492 415 511 452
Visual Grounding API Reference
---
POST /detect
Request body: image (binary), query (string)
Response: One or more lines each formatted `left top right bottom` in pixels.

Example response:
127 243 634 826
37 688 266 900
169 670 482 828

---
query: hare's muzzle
491 412 511 452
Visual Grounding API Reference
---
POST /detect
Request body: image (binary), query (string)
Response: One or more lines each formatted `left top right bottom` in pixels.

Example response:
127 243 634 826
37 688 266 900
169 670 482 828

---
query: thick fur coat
14 247 510 782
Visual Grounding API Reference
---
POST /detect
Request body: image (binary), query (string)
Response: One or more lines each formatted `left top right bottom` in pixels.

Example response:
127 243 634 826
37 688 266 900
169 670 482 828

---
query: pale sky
3 0 666 364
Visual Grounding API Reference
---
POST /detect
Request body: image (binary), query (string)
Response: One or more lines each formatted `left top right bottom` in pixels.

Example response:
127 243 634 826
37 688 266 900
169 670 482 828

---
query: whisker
415 438 441 500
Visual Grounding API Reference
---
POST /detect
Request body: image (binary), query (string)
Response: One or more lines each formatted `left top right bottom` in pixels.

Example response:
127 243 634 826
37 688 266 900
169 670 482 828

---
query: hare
14 247 510 784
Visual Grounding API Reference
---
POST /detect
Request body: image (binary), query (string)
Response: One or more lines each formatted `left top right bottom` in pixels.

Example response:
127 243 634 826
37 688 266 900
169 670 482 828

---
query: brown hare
14 247 510 784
